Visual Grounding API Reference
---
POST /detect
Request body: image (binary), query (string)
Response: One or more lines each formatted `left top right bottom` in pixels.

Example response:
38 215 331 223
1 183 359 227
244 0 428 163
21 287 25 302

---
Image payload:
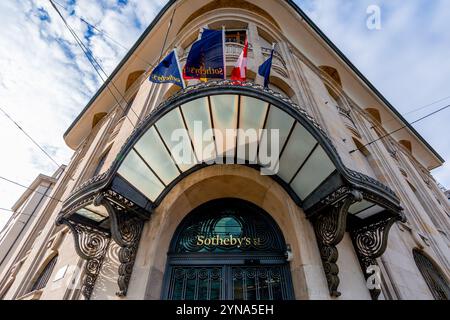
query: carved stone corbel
350 215 399 300
59 218 110 300
311 189 362 297
95 194 144 297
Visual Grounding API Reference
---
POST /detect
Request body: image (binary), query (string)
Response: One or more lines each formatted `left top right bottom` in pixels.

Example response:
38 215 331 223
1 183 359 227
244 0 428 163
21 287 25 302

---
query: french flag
230 38 248 82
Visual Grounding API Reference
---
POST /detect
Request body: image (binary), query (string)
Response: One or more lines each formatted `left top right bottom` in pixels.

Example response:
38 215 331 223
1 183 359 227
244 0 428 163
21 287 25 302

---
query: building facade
0 0 449 300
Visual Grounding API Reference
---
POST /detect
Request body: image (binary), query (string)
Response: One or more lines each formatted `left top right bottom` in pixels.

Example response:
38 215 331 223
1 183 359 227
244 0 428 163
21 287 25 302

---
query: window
413 249 450 300
123 94 137 116
29 255 58 293
93 149 110 177
225 30 247 45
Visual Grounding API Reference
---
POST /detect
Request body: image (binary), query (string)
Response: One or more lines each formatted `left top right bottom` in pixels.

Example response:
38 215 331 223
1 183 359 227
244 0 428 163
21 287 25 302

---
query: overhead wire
49 0 142 127
0 176 63 203
51 0 157 68
350 104 450 154
370 94 450 129
0 106 61 169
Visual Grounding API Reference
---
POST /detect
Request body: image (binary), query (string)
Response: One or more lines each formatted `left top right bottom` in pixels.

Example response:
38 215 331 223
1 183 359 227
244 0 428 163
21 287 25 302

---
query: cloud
296 0 450 189
1 0 449 231
0 0 165 230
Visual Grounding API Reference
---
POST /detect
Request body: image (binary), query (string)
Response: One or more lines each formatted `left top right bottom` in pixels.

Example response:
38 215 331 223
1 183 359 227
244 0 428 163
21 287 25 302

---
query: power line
49 0 141 127
51 0 156 69
159 2 178 61
0 106 61 169
0 207 35 219
0 176 63 203
350 104 450 154
370 94 450 129
51 0 179 125
50 0 138 121
50 0 167 108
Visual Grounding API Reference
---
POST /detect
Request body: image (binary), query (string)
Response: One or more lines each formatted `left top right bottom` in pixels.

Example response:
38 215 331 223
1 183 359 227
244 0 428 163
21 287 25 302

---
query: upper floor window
225 30 247 45
93 148 110 177
123 94 137 117
29 255 58 293
413 249 450 300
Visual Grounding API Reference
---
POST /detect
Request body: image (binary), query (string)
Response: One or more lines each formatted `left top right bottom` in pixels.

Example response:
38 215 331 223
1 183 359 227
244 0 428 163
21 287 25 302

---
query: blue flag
184 29 225 81
258 48 274 88
149 49 185 88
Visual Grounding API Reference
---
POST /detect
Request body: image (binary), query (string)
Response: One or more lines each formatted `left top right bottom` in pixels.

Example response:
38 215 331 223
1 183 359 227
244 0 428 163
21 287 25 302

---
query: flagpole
173 47 186 89
222 25 226 80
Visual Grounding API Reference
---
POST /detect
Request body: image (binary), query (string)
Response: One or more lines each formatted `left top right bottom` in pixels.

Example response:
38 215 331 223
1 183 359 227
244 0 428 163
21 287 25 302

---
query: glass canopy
58 85 403 230
116 94 337 203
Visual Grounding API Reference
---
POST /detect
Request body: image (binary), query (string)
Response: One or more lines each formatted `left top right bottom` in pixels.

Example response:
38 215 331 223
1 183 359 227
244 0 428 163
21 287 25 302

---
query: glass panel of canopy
116 94 337 204
72 203 110 229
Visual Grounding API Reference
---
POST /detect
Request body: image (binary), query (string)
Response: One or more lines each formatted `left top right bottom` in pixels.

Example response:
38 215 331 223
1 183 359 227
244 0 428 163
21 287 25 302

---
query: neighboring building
0 166 65 299
0 0 449 300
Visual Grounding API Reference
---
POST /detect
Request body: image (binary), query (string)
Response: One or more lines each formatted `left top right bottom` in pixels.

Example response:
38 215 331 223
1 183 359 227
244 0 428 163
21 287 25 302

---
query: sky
0 0 449 231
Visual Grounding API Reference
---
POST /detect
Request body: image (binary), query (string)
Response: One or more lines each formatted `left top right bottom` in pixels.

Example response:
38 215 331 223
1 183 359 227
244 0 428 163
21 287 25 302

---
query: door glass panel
270 268 283 300
169 267 223 300
233 268 244 300
231 266 287 301
258 269 270 300
197 269 209 300
170 268 185 300
185 268 197 300
246 269 257 300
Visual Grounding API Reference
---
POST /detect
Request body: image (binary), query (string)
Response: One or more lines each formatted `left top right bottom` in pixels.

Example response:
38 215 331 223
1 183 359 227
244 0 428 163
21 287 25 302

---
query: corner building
0 0 449 300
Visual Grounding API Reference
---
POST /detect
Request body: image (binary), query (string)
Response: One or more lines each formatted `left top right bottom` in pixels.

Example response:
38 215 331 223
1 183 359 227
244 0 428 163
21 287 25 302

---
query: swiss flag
230 38 248 82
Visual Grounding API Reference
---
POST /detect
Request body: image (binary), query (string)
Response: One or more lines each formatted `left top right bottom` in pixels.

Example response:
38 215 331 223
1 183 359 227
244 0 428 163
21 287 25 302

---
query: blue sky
0 0 449 230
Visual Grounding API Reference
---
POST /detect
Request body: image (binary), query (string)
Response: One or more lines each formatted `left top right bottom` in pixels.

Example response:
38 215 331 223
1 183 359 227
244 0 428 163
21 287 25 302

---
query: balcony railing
261 47 288 78
179 43 288 78
224 42 253 61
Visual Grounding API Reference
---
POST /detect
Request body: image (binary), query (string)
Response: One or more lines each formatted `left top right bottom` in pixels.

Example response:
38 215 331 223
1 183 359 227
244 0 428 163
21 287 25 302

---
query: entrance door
163 199 294 300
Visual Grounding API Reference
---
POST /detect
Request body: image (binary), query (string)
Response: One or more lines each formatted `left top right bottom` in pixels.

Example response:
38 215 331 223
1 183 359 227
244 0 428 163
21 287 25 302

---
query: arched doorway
162 198 294 300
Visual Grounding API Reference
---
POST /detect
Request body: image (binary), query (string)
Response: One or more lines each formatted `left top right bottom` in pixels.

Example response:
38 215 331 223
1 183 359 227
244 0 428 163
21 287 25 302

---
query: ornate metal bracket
95 194 145 297
58 218 110 299
311 189 362 297
350 214 399 300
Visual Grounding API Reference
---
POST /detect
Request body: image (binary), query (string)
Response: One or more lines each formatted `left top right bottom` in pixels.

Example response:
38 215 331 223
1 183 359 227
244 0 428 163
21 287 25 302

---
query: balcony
179 43 289 78
261 47 288 78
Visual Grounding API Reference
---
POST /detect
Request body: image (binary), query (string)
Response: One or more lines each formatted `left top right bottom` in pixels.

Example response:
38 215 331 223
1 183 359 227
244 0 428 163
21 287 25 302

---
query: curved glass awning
57 81 404 231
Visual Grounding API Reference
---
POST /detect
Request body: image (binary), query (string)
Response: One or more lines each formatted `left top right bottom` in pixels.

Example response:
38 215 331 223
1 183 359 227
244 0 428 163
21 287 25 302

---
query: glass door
231 266 284 300
163 199 295 300
167 267 224 300
166 264 290 300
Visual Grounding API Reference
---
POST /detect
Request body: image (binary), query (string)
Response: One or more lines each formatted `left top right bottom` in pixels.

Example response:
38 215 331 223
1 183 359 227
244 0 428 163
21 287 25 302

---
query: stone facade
0 0 449 300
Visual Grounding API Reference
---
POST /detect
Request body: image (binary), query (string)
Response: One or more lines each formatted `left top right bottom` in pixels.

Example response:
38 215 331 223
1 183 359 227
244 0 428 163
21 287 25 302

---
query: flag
183 28 225 81
258 44 275 88
149 49 185 88
231 37 248 82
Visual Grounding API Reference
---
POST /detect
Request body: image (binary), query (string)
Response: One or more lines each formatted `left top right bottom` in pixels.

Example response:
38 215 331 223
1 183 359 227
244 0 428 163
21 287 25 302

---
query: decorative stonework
312 189 362 297
352 218 397 258
350 214 401 300
58 218 110 299
94 194 145 297
56 82 404 300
